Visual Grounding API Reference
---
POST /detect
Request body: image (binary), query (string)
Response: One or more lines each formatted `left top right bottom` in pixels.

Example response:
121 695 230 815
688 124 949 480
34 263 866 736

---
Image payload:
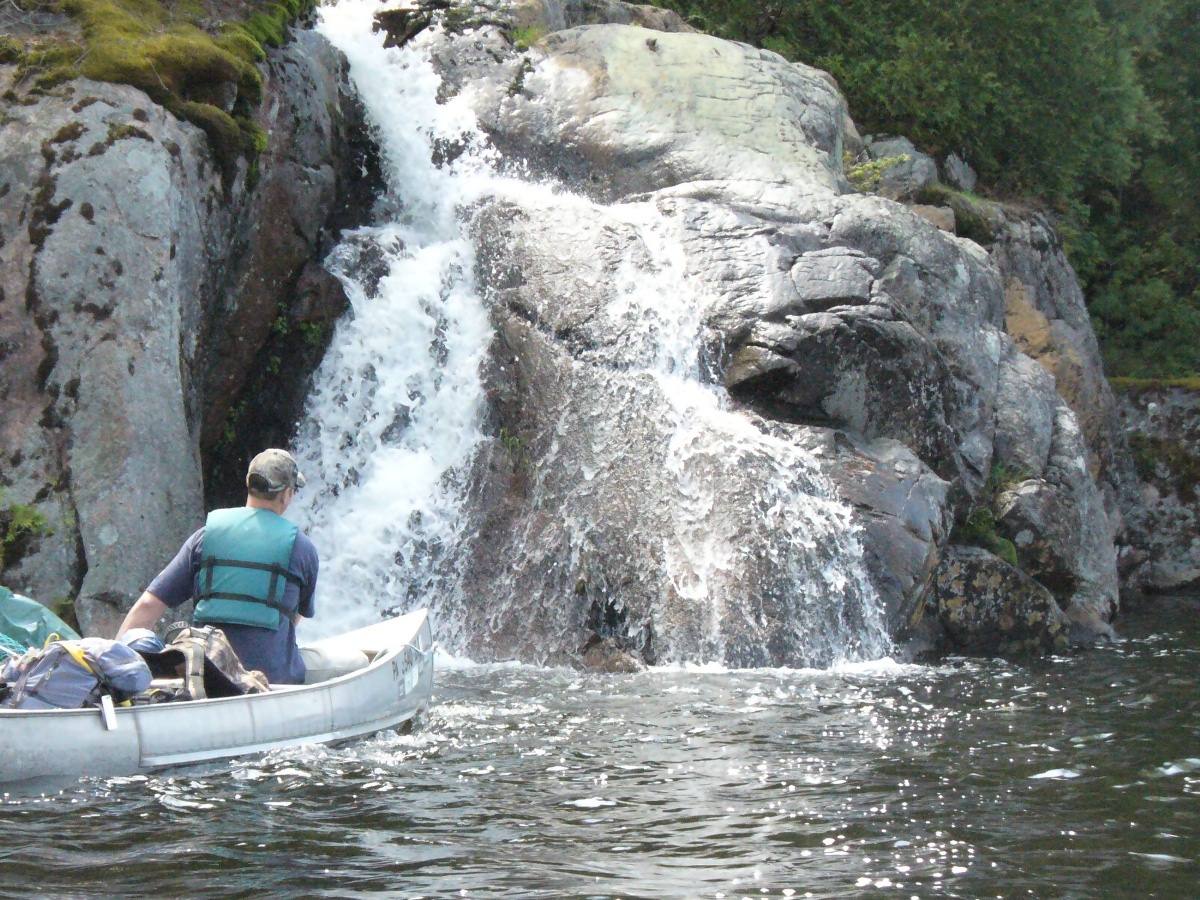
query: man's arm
116 591 169 636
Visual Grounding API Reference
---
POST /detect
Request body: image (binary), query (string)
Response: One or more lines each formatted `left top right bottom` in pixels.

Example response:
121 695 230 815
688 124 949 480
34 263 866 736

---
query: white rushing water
292 0 497 639
292 0 888 662
597 202 888 663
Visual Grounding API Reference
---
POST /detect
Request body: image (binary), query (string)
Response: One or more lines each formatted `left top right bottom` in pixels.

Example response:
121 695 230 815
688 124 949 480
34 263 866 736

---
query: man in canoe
116 449 319 685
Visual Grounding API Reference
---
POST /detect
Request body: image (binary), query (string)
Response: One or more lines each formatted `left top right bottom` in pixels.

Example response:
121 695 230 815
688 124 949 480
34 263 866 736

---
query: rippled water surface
2 599 1198 899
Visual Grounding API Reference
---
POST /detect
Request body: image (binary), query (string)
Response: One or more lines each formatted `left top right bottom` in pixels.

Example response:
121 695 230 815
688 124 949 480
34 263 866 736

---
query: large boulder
406 11 1119 663
862 135 939 201
0 31 371 635
467 24 848 202
932 545 1070 655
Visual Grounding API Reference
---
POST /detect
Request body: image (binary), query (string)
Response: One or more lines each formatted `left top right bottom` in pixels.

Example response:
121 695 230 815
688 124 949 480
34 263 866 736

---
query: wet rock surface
422 3 1123 662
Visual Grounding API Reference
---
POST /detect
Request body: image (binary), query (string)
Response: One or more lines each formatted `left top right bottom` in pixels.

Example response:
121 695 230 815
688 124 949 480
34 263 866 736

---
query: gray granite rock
865 136 939 200
429 16 1117 663
1115 384 1200 593
942 152 977 193
990 208 1139 534
0 31 368 635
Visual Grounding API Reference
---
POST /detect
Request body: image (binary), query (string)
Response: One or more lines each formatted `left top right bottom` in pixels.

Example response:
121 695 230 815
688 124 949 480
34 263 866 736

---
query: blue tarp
0 585 80 654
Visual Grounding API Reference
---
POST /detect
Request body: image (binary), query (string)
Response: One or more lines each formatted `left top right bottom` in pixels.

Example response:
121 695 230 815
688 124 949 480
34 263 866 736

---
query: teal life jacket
193 508 300 631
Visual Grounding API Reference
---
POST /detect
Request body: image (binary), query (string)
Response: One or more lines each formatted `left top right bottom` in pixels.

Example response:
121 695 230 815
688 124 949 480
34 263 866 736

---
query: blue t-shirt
146 519 319 685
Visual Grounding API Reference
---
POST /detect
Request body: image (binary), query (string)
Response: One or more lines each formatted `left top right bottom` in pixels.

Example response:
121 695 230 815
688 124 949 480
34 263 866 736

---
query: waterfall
292 0 496 639
597 202 890 664
292 0 889 663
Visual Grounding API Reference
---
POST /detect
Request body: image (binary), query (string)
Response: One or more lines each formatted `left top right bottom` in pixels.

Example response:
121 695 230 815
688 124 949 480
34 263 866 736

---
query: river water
1 597 1196 898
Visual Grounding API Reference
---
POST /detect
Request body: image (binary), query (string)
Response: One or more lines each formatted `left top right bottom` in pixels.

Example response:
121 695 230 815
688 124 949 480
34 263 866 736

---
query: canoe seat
298 645 371 685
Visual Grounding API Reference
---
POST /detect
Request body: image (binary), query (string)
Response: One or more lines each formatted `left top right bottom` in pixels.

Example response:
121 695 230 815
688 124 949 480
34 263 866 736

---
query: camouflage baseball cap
246 448 307 495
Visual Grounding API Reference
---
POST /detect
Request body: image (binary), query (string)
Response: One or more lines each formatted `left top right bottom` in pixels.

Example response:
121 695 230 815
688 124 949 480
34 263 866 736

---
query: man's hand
116 591 169 637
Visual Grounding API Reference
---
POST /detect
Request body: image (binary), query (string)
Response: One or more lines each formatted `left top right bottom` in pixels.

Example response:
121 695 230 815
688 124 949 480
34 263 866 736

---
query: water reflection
1 600 1197 898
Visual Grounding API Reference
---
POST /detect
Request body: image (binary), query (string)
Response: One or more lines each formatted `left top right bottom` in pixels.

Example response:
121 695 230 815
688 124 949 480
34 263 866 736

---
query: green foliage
218 398 247 450
843 152 910 193
0 489 51 570
951 462 1031 566
1085 0 1200 377
498 427 531 473
0 37 22 65
298 321 329 346
50 596 81 634
654 0 1200 379
511 24 547 51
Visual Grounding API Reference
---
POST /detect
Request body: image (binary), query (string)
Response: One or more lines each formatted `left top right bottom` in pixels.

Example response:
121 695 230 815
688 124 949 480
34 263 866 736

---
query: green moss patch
0 488 51 571
950 462 1031 567
4 0 315 185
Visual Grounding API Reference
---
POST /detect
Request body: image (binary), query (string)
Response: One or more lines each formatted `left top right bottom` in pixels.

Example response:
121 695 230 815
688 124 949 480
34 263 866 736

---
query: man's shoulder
292 530 319 565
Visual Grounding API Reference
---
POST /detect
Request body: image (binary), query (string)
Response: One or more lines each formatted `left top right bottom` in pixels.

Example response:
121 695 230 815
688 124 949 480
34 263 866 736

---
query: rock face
2 0 1138 663
990 208 1138 520
862 136 939 201
0 31 371 635
1116 384 1200 593
401 1 1123 663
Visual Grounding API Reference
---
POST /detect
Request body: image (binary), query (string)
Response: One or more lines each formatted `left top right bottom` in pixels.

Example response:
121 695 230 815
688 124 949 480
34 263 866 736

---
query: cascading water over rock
288 0 945 666
292 0 496 640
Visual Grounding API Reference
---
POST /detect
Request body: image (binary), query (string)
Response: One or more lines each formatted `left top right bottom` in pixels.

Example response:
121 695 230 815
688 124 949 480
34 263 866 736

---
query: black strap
201 557 304 587
194 590 293 615
198 556 303 609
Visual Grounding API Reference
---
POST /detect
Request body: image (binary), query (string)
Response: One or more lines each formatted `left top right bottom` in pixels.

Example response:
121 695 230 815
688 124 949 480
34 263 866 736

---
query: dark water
2 599 1197 899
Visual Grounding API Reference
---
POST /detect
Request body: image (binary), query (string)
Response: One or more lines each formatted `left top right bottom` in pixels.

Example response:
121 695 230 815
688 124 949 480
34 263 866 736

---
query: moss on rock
4 0 316 184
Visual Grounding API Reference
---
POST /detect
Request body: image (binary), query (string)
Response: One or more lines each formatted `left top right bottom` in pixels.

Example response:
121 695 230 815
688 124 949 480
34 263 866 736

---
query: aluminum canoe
0 609 434 785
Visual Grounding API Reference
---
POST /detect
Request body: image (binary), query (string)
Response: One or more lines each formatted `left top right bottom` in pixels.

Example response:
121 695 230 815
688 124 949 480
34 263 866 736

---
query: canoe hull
0 610 434 784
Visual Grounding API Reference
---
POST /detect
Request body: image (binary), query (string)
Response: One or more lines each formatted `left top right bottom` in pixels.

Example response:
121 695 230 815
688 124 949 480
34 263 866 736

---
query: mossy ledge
2 0 317 184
